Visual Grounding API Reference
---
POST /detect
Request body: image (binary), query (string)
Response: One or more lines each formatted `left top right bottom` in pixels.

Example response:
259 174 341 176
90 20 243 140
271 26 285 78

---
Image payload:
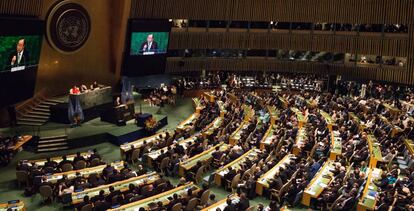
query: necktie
18 52 21 64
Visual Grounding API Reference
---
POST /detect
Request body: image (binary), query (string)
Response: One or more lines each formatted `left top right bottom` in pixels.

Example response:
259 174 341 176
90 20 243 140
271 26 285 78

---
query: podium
101 102 135 125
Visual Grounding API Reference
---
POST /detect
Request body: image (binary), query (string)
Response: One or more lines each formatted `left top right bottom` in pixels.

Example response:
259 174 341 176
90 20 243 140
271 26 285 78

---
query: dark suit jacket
223 204 237 211
139 41 159 53
9 50 30 67
238 199 250 211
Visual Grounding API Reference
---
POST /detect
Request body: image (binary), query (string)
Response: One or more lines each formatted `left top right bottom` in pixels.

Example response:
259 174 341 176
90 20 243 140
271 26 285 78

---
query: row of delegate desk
108 182 200 211
347 110 389 211
259 106 280 150
179 143 229 177
21 151 94 167
43 161 124 183
302 160 336 206
214 148 261 186
71 172 160 204
255 154 296 196
201 194 239 211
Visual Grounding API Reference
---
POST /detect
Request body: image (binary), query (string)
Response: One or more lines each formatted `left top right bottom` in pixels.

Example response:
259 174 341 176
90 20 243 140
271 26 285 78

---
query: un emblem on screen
46 1 91 53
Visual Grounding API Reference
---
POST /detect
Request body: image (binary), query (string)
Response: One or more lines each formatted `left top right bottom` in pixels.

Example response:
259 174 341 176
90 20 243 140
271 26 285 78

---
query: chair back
249 163 257 174
160 157 170 171
90 158 101 167
195 166 205 184
39 185 53 198
80 204 93 211
200 190 210 206
75 160 87 170
241 169 251 181
43 166 55 174
231 173 241 189
88 173 98 184
257 159 264 168
131 148 141 162
16 171 28 182
61 163 73 172
171 203 182 211
245 206 255 211
185 198 199 211
154 183 166 193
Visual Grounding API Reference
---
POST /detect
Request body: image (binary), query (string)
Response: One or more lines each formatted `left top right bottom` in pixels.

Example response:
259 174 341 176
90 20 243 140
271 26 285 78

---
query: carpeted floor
0 96 308 210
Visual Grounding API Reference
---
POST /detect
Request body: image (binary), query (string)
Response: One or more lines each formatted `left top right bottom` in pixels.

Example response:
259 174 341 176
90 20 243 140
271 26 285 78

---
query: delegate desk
367 135 383 168
217 101 227 117
108 183 200 211
120 131 168 159
177 113 199 131
229 122 250 145
193 97 205 114
43 161 124 183
306 99 318 108
382 102 401 117
0 201 25 211
302 160 336 206
203 91 215 103
214 148 261 186
146 136 199 167
278 96 288 109
293 127 308 155
357 168 382 211
202 117 223 137
329 130 342 160
267 106 279 124
242 105 255 122
291 107 307 128
405 139 414 155
10 135 32 151
24 151 94 167
201 194 239 211
379 115 403 138
71 172 160 204
260 124 277 150
319 110 335 131
349 112 366 131
179 143 229 176
69 86 112 110
256 154 295 195
400 100 414 112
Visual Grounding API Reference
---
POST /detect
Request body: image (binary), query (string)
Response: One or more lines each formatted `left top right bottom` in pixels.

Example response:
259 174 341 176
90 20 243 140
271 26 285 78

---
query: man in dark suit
139 34 158 54
224 167 237 182
237 193 250 211
9 38 30 67
224 198 237 211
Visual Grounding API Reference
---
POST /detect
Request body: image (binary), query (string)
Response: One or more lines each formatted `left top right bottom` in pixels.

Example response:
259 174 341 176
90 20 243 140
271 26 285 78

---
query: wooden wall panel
131 0 414 24
0 0 43 16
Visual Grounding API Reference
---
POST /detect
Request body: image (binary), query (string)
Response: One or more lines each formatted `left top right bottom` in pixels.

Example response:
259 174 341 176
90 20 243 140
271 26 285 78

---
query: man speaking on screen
9 38 30 67
139 34 158 54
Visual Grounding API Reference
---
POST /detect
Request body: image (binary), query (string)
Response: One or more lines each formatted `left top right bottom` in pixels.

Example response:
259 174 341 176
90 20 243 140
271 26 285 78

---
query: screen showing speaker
0 35 42 73
122 19 171 77
0 17 44 107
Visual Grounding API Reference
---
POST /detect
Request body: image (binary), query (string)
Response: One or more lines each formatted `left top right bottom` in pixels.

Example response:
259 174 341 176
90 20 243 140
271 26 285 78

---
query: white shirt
147 42 152 50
